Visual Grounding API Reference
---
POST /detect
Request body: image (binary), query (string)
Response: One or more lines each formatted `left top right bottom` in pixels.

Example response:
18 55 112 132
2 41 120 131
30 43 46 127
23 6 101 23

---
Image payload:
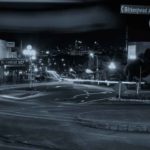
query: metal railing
64 78 145 100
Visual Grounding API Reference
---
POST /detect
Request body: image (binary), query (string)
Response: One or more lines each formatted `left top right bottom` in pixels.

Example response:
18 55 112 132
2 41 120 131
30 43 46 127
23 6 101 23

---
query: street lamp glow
23 45 36 60
78 40 82 44
61 58 65 62
32 56 36 60
85 68 93 74
34 67 38 72
19 71 23 74
46 51 49 54
89 52 94 58
4 71 9 76
108 62 116 70
4 65 7 69
23 44 37 88
69 68 74 72
27 45 32 50
94 41 98 44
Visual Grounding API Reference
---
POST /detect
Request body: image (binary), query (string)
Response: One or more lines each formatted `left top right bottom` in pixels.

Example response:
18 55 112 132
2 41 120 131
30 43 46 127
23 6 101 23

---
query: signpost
121 4 149 94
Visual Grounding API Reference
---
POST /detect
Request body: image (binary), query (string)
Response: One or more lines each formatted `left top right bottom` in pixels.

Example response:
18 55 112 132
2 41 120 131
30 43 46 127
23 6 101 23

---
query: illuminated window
128 45 136 60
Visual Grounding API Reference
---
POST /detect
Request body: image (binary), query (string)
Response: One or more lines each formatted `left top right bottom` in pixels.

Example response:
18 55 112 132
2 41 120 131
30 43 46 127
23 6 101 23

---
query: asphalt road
0 82 150 150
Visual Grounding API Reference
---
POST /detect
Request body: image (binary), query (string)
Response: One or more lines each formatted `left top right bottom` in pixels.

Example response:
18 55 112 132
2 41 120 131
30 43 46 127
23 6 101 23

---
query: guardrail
64 78 145 100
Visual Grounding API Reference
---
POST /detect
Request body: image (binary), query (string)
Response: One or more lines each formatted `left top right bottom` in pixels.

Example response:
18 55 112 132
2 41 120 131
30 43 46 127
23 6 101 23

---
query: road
0 82 150 150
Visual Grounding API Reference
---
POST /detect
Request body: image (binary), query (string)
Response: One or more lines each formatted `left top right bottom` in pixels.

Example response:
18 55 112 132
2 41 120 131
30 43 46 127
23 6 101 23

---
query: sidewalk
77 109 150 133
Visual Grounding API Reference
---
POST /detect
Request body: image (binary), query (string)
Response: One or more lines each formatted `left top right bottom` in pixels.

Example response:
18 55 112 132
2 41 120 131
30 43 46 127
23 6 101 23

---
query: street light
85 68 93 74
69 68 74 72
89 52 99 79
27 45 32 50
108 62 116 70
89 52 94 58
23 44 36 88
23 45 36 60
34 67 38 72
61 58 65 62
46 50 50 55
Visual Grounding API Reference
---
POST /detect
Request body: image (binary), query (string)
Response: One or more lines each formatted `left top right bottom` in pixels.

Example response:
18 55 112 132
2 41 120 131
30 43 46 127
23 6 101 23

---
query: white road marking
73 91 112 99
0 93 48 100
0 111 77 123
55 86 62 88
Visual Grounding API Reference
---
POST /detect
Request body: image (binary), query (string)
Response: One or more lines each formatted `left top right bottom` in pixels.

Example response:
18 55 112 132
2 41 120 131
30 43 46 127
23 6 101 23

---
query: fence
64 78 145 100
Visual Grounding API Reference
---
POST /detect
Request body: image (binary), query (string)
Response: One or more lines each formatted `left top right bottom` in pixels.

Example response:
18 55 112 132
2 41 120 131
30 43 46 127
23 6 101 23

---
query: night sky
0 0 150 49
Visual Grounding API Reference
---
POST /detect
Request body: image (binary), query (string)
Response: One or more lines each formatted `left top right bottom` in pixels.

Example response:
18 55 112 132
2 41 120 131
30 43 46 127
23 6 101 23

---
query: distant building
0 39 8 59
0 39 28 83
0 39 17 59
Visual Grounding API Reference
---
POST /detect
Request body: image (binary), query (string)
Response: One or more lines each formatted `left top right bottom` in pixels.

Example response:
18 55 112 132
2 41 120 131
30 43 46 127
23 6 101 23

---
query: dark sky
0 2 120 32
0 0 150 48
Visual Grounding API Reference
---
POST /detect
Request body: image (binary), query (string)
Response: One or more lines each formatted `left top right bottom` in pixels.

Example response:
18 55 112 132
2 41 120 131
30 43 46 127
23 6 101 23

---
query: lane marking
0 93 48 100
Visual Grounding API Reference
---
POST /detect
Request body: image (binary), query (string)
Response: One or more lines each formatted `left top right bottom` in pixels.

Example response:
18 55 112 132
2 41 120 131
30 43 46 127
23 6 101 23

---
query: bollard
118 82 122 100
136 82 140 95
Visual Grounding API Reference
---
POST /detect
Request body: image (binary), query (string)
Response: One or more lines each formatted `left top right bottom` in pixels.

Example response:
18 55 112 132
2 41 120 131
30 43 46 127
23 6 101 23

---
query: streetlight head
46 51 50 54
69 68 73 72
27 45 32 50
34 67 38 72
31 56 36 60
23 49 28 56
61 58 65 62
78 40 82 44
94 41 98 44
85 68 93 74
108 62 116 70
89 52 94 58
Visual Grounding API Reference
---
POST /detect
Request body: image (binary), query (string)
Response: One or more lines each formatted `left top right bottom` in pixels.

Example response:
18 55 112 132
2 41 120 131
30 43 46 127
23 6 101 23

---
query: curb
77 115 150 133
109 97 150 104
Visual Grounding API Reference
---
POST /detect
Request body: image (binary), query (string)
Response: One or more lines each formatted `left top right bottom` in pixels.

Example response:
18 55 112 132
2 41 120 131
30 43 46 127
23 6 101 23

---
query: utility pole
96 55 99 80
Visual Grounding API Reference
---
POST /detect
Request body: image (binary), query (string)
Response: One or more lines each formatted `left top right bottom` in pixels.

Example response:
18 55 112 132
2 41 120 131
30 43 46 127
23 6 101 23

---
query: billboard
128 42 150 61
128 45 136 60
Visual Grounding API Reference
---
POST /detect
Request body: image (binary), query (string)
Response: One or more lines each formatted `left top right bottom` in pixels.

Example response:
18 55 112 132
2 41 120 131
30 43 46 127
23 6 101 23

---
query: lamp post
138 65 142 95
89 52 99 80
23 45 36 88
108 62 121 99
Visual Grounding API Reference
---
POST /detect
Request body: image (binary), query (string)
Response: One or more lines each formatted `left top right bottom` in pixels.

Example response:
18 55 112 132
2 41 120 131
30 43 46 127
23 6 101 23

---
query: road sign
7 42 15 48
0 59 26 66
121 5 150 15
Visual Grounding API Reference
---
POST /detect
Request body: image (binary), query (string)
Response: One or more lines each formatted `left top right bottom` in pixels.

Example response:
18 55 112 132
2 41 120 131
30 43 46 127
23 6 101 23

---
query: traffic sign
121 5 150 15
7 42 15 48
